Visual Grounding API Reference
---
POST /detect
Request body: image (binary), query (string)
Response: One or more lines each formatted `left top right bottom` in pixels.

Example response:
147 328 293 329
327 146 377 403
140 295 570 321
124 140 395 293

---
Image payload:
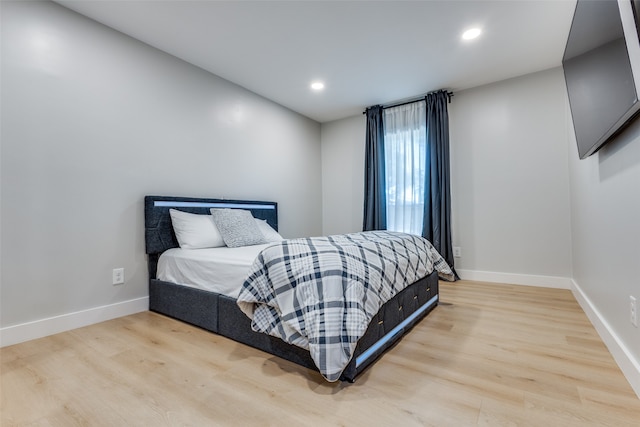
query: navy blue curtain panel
363 105 387 231
423 90 456 276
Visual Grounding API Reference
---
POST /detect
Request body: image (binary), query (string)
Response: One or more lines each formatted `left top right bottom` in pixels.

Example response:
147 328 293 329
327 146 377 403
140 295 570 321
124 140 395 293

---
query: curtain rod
362 90 454 115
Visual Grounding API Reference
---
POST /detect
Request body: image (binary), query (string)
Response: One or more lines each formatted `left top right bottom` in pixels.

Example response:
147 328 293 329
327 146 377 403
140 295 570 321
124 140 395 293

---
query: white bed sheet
157 244 272 298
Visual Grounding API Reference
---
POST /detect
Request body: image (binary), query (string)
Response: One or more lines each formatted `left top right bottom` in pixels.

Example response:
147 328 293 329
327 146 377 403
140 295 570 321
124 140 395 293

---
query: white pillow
210 209 267 248
254 218 284 242
169 209 225 249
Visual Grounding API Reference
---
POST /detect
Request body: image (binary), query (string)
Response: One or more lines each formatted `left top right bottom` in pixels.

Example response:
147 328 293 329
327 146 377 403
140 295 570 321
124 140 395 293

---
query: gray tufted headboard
144 195 278 277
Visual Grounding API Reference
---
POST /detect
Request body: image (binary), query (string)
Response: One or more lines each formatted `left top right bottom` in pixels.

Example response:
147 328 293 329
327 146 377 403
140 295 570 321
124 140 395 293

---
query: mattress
156 244 274 297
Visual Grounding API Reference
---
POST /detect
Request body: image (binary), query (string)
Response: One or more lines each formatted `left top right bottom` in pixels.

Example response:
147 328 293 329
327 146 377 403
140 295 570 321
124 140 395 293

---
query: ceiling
56 0 577 123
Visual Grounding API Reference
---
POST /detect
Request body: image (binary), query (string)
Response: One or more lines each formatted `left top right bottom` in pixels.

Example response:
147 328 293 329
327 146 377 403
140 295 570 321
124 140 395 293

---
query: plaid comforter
236 231 455 381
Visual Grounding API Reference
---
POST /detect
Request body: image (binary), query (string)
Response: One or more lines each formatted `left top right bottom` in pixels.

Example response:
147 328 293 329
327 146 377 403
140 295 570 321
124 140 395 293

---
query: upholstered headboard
144 195 278 256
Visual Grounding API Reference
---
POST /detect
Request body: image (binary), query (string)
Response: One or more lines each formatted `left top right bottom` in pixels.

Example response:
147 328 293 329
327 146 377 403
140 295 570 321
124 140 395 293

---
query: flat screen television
563 0 640 159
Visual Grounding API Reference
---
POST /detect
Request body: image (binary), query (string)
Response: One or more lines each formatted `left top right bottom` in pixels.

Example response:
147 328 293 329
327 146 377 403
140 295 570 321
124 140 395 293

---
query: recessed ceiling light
311 81 325 91
462 28 482 40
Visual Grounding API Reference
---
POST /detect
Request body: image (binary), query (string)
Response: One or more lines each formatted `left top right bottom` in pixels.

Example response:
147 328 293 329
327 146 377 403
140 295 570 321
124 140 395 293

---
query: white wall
0 1 322 339
568 99 640 394
320 115 365 235
321 69 573 287
449 68 573 287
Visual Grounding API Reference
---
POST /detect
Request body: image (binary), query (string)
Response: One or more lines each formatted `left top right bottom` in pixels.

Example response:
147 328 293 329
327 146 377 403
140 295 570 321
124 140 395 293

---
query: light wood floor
2 280 639 426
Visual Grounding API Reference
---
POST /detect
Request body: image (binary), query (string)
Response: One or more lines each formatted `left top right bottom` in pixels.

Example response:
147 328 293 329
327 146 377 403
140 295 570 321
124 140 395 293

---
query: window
383 101 427 236
363 90 455 273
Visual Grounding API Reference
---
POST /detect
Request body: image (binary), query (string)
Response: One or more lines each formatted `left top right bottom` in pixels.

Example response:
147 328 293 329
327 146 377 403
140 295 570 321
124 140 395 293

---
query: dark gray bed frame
144 195 439 382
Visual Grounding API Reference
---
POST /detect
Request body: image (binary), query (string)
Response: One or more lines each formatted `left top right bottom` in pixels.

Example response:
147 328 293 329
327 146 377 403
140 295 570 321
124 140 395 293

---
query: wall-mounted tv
563 0 640 159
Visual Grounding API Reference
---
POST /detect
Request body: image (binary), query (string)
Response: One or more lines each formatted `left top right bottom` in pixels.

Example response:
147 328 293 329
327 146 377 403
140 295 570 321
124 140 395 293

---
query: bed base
149 271 438 382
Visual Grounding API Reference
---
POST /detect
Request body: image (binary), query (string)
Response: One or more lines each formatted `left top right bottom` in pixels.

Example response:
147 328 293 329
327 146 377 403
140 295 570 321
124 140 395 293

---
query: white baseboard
571 279 640 399
456 269 572 289
0 297 149 348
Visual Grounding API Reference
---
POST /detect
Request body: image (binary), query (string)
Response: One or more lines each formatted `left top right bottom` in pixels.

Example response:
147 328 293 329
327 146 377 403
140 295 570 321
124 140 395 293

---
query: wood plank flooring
2 280 639 426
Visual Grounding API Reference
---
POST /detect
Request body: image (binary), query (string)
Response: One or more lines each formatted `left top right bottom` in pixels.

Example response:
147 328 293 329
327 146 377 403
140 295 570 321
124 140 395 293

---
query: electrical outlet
453 246 462 258
631 296 637 327
112 268 125 285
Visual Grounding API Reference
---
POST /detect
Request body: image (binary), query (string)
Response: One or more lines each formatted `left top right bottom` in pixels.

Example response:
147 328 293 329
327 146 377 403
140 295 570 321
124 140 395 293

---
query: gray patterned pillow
210 209 267 248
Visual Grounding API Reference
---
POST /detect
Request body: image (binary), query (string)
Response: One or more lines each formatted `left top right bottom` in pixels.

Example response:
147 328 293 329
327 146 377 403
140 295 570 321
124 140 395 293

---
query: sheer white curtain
383 101 427 235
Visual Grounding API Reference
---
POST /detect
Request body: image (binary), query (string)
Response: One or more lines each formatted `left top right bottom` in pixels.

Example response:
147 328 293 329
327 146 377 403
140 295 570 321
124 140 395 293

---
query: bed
145 195 451 382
